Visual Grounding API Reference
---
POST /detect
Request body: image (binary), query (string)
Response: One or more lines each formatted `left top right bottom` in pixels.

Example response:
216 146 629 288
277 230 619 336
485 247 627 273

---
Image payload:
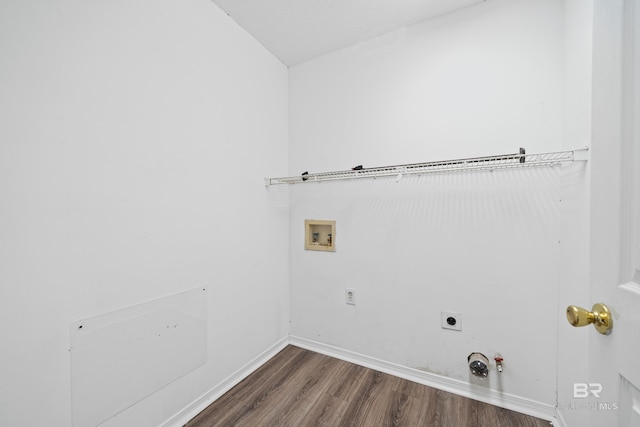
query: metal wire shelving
265 148 589 187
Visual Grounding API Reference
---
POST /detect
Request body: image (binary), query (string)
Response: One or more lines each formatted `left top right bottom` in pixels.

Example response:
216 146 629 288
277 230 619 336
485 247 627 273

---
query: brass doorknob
566 303 613 335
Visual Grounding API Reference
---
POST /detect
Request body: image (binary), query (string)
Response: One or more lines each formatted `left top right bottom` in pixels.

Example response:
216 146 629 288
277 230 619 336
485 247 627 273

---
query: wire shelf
265 148 588 186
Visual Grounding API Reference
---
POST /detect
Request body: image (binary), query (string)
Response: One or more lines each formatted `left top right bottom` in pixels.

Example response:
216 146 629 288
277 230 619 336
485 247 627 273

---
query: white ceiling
211 0 486 66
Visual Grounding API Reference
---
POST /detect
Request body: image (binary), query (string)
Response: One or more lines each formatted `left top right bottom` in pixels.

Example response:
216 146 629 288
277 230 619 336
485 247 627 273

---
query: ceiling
211 0 486 66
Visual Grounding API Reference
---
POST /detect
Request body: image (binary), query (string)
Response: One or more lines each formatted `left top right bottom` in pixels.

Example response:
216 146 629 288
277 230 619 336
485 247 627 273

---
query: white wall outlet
345 288 356 305
441 311 462 331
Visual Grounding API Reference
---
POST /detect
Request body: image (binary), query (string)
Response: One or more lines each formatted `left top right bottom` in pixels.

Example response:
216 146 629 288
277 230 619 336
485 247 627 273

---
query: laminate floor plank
338 371 399 427
369 387 412 426
229 346 310 404
476 400 551 427
329 363 369 402
234 352 330 427
193 397 250 427
254 353 339 426
298 393 350 426
437 389 477 427
296 362 356 426
185 346 553 427
281 356 353 425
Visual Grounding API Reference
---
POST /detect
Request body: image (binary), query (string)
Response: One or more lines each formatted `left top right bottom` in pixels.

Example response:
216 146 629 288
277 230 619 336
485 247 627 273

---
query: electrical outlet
345 288 356 305
441 311 462 331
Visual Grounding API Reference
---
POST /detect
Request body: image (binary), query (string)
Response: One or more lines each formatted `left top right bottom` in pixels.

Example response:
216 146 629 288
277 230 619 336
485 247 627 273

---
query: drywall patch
69 287 207 427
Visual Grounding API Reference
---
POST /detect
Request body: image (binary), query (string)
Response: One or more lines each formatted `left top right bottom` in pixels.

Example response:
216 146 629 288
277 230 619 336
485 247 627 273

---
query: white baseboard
161 336 289 427
163 335 558 426
553 409 568 427
289 336 557 424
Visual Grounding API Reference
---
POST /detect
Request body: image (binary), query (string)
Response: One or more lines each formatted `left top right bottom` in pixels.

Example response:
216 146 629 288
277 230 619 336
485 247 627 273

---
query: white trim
161 336 289 427
162 335 558 426
289 336 557 424
554 408 569 427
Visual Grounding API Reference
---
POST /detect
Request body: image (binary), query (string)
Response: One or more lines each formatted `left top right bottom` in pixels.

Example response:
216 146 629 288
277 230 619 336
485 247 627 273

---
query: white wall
289 0 564 172
0 1 289 426
289 0 570 411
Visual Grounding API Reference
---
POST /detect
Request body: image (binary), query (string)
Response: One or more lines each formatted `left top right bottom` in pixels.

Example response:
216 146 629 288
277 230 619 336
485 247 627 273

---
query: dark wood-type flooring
186 345 551 427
